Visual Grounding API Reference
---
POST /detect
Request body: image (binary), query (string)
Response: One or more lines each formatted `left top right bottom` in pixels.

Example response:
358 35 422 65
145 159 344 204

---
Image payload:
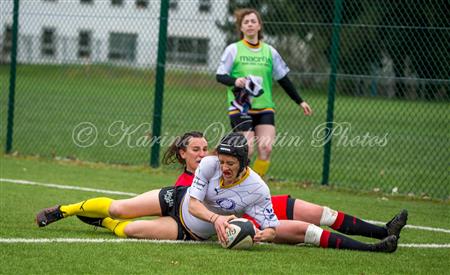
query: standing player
216 8 313 177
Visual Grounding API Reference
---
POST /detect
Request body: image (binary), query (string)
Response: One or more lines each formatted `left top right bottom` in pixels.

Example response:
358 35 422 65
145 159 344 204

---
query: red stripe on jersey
330 211 345 230
174 171 194 187
320 230 331 248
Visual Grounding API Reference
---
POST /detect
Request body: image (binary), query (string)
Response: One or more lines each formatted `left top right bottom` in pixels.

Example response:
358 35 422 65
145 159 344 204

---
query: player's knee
258 143 272 157
123 223 136 237
108 202 126 219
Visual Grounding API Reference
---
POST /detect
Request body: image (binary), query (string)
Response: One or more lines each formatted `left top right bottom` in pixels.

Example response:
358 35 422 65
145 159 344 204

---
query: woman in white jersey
36 133 279 244
216 8 313 178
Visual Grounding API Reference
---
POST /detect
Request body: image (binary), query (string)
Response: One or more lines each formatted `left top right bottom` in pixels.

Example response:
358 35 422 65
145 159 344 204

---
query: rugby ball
221 218 256 250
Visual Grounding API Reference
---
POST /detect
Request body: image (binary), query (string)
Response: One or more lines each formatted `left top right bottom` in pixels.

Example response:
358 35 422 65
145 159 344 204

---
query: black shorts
158 186 197 241
286 196 295 220
229 110 275 132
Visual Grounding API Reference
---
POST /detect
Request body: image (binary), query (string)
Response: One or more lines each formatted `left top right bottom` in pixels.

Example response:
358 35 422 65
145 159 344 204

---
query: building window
111 0 124 6
80 0 93 4
199 0 210 12
1 25 12 59
108 32 137 62
169 0 178 10
41 27 56 57
78 30 92 59
136 0 148 9
167 37 209 65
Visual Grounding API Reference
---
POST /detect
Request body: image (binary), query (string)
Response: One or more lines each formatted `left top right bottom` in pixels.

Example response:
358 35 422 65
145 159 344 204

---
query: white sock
304 224 323 246
320 206 338 226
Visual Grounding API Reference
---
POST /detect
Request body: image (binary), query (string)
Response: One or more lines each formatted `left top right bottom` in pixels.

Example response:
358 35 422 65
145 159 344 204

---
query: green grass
1 64 448 199
1 155 449 274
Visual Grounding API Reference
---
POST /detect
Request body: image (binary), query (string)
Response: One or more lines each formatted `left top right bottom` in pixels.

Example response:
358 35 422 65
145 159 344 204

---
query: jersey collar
242 39 261 49
220 168 250 189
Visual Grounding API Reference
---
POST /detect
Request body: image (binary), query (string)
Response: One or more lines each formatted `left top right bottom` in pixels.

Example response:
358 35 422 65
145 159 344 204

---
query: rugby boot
386 209 408 238
76 215 105 228
36 205 65 227
373 235 398 253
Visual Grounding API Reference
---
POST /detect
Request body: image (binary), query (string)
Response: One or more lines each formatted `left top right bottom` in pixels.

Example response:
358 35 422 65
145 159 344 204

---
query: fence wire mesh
1 0 449 199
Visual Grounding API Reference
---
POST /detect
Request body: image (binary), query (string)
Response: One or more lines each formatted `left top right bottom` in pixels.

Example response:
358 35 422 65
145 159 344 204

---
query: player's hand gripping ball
221 218 256 250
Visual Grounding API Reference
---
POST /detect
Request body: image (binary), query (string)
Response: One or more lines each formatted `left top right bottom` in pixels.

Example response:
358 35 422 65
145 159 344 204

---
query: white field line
1 178 450 234
0 238 449 249
0 238 213 244
365 220 450 234
0 178 138 196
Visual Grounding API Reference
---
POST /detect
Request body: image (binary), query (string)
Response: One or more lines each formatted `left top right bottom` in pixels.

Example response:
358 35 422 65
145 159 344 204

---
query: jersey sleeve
270 45 290 81
245 184 279 229
216 43 238 75
189 156 218 201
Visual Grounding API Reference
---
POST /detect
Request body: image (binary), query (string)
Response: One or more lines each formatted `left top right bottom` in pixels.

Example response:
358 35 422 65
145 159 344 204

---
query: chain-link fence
1 0 448 199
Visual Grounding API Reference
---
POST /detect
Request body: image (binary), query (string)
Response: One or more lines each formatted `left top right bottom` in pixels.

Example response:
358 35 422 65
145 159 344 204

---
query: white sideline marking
0 178 138 196
0 238 212 244
0 238 449 249
365 220 450 234
2 178 450 235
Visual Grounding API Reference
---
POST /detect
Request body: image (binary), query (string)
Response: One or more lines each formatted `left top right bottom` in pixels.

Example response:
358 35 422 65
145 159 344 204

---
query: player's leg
272 220 309 244
273 220 398 253
95 216 179 239
36 189 163 227
241 130 256 158
118 217 179 239
253 119 275 177
291 199 407 239
108 189 163 219
36 197 114 227
229 112 255 157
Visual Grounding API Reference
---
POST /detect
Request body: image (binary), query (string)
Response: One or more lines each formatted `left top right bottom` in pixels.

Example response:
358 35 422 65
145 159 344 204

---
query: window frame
167 36 209 65
78 30 92 59
108 32 138 62
40 27 57 58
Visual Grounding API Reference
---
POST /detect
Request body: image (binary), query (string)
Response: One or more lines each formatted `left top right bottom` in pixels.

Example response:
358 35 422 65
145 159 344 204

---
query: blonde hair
234 8 264 40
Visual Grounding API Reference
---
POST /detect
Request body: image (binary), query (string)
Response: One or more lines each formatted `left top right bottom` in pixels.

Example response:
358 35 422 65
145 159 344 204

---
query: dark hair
234 8 264 40
216 132 249 174
162 131 205 166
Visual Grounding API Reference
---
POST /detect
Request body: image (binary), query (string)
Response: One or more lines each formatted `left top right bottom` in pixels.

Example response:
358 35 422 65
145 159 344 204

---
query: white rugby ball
221 218 256 250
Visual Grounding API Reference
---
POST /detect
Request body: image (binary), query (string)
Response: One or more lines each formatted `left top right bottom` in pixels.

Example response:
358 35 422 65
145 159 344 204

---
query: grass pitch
1 155 449 274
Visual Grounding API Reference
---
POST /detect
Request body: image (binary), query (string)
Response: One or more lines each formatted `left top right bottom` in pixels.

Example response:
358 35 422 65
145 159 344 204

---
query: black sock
321 230 374 251
331 212 388 239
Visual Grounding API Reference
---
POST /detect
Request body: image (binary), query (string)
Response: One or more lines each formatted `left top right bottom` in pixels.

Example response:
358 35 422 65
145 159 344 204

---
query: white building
0 0 228 70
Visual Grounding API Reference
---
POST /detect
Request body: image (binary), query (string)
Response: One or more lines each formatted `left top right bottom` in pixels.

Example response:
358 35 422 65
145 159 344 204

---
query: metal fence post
150 0 169 167
5 0 20 154
321 0 343 185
